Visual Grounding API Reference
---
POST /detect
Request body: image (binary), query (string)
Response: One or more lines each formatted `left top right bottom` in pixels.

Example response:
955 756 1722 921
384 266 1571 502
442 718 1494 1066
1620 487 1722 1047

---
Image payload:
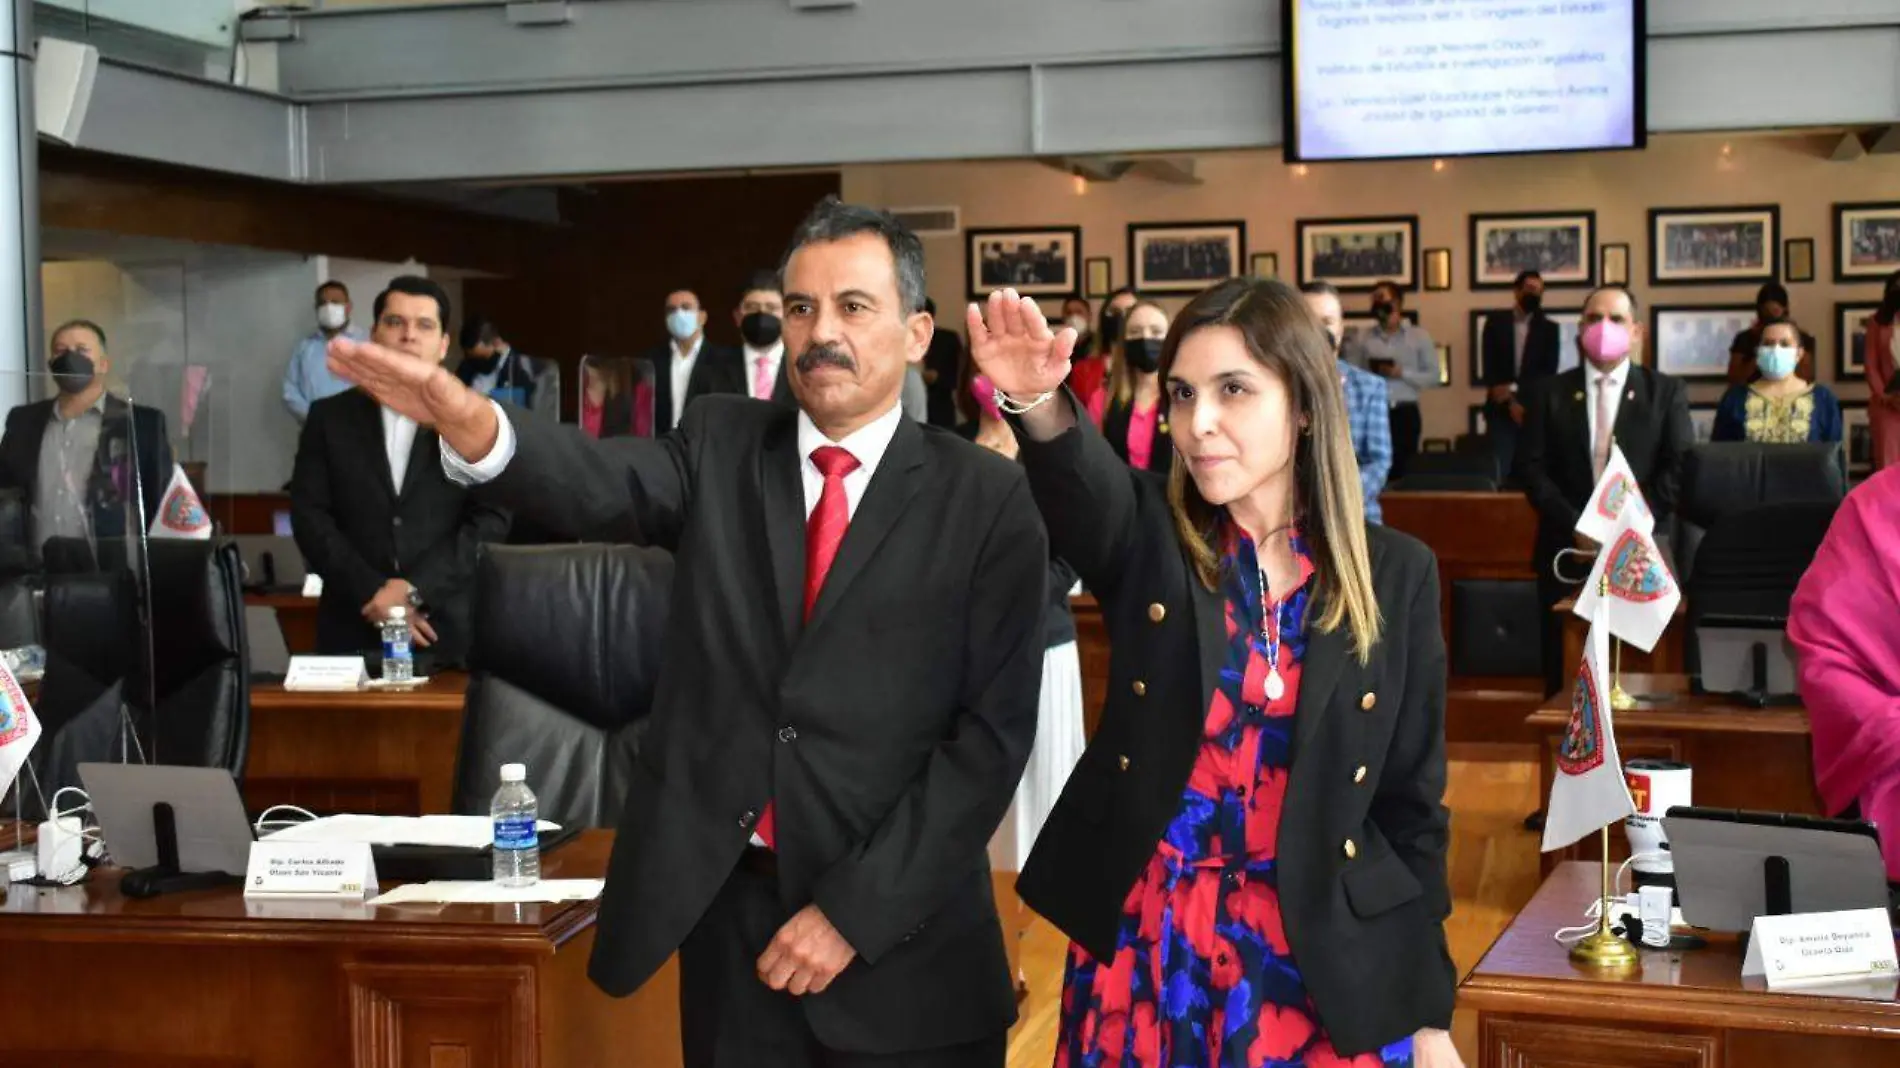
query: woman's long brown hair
1160 277 1382 661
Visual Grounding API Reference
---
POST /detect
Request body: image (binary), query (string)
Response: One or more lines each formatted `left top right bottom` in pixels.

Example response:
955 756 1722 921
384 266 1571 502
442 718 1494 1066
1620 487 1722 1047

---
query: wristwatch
405 585 426 613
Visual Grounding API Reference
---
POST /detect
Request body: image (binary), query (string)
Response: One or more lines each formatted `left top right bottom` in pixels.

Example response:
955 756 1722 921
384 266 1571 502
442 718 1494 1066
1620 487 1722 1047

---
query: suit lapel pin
1572 391 1584 402
1627 390 1635 401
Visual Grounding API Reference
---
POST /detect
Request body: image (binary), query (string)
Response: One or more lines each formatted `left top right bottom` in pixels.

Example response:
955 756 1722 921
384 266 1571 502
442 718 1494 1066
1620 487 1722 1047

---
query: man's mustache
796 343 855 374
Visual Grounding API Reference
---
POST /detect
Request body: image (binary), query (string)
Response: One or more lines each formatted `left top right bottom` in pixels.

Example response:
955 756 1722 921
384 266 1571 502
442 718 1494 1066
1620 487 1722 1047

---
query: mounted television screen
1283 0 1646 163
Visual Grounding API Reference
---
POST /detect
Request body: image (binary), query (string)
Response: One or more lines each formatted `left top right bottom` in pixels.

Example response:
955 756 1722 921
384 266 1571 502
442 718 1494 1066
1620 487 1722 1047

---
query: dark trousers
1389 402 1422 482
1487 399 1519 486
680 851 1007 1068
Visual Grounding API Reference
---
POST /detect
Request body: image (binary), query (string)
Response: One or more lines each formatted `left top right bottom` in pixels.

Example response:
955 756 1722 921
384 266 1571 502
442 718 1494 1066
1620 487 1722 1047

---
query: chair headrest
1686 500 1838 618
469 544 674 731
1680 443 1844 527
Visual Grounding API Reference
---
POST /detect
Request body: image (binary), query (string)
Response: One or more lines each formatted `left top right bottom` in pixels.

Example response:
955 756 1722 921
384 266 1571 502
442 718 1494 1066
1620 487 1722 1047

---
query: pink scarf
1787 466 1900 879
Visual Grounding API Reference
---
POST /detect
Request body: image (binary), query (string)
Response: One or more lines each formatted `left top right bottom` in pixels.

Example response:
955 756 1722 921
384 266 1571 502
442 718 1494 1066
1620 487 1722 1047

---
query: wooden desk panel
244 674 468 816
1526 674 1822 874
249 592 320 654
1460 861 1899 1067
1071 594 1107 740
206 492 292 537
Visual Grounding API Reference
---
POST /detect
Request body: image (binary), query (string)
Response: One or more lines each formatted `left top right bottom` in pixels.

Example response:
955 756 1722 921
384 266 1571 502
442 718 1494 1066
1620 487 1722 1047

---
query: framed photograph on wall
1434 343 1452 386
1688 403 1718 446
1128 220 1246 294
1836 301 1881 379
1468 211 1595 289
1601 243 1629 287
1084 257 1112 299
1297 215 1419 291
1424 249 1452 292
1843 402 1872 477
966 227 1081 299
1251 252 1279 280
1833 201 1900 281
1784 238 1815 284
1650 304 1756 380
1648 205 1779 285
1464 307 1582 384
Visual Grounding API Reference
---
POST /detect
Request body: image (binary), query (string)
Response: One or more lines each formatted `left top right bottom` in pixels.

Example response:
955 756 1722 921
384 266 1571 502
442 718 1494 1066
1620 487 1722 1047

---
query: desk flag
1572 505 1679 653
150 464 212 540
1542 604 1635 851
0 662 40 799
1575 444 1654 546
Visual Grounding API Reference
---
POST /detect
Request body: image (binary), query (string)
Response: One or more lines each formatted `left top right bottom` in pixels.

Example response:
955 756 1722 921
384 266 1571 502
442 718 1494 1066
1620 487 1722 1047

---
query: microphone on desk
261 551 277 589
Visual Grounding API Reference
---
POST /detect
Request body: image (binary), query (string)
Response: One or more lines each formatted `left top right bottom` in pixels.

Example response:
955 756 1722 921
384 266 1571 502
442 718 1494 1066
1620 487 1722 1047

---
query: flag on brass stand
1572 505 1680 653
1574 443 1654 546
0 662 40 798
1542 606 1635 851
149 464 212 540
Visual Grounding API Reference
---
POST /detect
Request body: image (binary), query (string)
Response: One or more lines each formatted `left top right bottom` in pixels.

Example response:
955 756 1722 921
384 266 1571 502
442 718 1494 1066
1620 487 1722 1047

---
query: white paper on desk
368 878 604 906
264 814 560 849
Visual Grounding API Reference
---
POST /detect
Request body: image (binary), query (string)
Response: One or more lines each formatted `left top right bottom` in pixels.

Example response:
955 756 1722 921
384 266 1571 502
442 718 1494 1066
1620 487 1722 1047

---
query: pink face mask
970 373 1003 421
1580 319 1631 366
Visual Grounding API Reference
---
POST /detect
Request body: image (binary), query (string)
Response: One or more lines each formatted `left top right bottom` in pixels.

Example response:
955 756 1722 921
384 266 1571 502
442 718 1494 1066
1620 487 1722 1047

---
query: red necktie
756 444 861 850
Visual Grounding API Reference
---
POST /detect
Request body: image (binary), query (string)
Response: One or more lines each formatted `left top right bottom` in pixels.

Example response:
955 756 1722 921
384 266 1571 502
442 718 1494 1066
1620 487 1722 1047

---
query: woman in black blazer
1095 300 1177 475
969 278 1459 1067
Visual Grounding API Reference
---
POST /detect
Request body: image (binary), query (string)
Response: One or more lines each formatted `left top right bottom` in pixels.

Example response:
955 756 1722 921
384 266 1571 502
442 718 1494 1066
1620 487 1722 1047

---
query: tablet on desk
1664 806 1890 932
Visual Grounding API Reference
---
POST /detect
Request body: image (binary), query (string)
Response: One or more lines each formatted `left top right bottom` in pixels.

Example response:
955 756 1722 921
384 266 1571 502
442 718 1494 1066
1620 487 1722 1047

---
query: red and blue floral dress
1054 527 1413 1068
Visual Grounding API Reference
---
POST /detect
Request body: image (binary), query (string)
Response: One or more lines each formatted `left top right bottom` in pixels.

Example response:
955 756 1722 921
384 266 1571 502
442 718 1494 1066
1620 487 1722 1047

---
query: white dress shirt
1584 357 1633 451
671 336 704 416
745 342 786 400
381 406 420 495
467 346 514 397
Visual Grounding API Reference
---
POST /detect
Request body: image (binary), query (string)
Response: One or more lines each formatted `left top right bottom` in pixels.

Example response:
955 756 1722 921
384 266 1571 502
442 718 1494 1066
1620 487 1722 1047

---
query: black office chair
1684 500 1837 702
1676 443 1844 584
453 543 674 827
140 540 251 775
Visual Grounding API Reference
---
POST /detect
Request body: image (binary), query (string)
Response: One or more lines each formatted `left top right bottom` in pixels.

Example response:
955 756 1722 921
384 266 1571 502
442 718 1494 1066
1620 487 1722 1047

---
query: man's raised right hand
327 337 501 463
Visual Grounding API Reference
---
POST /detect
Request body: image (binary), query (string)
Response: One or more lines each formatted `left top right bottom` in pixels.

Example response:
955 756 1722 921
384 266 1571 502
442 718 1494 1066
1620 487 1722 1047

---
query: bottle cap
499 762 526 782
387 605 407 620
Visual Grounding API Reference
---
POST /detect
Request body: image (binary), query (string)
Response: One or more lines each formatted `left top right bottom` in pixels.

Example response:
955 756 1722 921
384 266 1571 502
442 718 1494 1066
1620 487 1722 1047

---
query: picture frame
1468 211 1595 289
1833 201 1900 282
1434 342 1453 386
1836 301 1882 379
1084 257 1112 299
1250 252 1279 280
1464 307 1583 384
1688 403 1718 446
1784 238 1815 284
1843 402 1873 477
1297 215 1419 292
1423 249 1452 292
1600 243 1629 287
1648 205 1779 285
966 226 1082 299
1649 304 1756 380
1127 220 1247 294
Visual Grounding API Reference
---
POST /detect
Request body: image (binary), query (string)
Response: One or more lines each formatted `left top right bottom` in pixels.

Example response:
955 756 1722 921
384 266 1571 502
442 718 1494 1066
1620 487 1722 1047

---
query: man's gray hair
779 196 928 315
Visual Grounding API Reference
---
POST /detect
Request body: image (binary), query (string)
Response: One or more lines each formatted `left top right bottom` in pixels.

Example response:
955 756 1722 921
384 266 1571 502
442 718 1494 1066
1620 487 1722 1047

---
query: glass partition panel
577 354 655 440
35 0 239 82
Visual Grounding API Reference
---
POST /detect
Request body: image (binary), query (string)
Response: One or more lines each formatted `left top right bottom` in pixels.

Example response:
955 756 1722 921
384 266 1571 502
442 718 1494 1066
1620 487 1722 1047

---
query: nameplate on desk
243 840 378 900
283 656 368 692
1741 908 1899 988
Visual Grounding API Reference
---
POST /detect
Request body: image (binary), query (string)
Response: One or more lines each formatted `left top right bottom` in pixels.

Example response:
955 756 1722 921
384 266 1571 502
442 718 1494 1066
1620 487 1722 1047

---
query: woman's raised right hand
966 288 1078 401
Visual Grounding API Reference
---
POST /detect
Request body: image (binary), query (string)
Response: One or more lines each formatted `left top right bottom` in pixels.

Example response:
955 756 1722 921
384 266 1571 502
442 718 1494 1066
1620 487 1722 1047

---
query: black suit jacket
1011 406 1455 1057
1100 396 1176 473
1480 311 1562 389
0 396 172 551
472 396 1047 1052
642 340 746 433
1515 364 1694 596
289 389 511 662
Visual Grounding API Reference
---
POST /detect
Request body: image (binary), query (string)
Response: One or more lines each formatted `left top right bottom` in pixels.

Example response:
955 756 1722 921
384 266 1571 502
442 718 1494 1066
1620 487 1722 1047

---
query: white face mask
1065 315 1090 335
316 302 348 330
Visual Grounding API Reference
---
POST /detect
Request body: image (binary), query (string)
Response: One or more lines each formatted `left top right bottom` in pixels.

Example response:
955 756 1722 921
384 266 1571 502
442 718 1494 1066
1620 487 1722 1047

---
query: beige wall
843 133 1900 440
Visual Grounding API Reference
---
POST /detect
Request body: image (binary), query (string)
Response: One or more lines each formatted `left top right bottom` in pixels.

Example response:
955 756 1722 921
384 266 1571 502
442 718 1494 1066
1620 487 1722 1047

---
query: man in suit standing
1517 284 1693 695
734 269 796 407
290 277 510 664
644 288 746 433
0 319 172 557
1481 270 1562 483
329 198 1047 1067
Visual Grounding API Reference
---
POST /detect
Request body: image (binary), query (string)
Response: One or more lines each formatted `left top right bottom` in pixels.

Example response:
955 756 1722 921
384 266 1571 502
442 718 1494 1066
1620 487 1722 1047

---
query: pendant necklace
1257 561 1285 702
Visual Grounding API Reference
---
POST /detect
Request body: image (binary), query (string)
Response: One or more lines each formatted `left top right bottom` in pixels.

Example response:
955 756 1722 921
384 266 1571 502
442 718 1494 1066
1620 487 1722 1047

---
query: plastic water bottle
381 606 414 683
491 763 540 887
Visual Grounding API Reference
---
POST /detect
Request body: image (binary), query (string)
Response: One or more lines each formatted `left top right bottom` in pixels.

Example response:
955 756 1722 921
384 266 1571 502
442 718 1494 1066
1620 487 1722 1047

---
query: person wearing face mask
1480 271 1562 483
1724 283 1817 388
1068 287 1137 422
1863 270 1900 472
1302 281 1391 522
284 280 368 424
1516 284 1693 696
1060 296 1094 355
732 269 795 407
639 288 745 434
1712 318 1842 447
456 316 552 416
1342 281 1439 482
1092 301 1174 472
0 319 173 555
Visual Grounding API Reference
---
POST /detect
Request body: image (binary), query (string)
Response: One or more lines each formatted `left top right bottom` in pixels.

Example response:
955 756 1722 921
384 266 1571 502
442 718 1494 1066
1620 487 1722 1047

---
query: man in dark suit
0 319 172 558
290 277 510 664
1517 284 1694 695
456 315 552 414
733 268 797 407
329 198 1047 1067
643 288 746 432
1482 270 1562 484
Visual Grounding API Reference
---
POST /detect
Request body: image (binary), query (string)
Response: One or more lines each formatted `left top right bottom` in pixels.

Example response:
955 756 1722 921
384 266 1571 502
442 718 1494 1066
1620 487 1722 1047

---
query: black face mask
1521 292 1543 315
50 351 94 394
1099 313 1124 350
1372 301 1396 321
1123 338 1163 374
1324 329 1341 356
740 312 783 349
461 350 499 375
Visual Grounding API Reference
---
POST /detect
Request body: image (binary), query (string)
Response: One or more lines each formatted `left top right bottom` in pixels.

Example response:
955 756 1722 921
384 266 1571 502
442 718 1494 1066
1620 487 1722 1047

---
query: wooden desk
1071 593 1107 740
249 591 320 654
0 830 684 1067
1526 674 1821 873
1460 861 1899 1067
244 674 469 816
206 491 292 536
1558 597 1686 676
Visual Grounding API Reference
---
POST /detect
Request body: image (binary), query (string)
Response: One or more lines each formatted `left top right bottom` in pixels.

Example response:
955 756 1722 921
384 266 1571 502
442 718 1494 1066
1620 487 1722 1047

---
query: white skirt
988 640 1087 873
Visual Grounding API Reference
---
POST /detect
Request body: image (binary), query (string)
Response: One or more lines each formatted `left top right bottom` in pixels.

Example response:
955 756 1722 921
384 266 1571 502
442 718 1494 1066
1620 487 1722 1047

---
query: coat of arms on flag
1573 506 1681 654
1603 529 1670 603
0 662 40 797
150 464 212 540
1542 610 1634 852
1558 663 1606 776
1575 444 1653 545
